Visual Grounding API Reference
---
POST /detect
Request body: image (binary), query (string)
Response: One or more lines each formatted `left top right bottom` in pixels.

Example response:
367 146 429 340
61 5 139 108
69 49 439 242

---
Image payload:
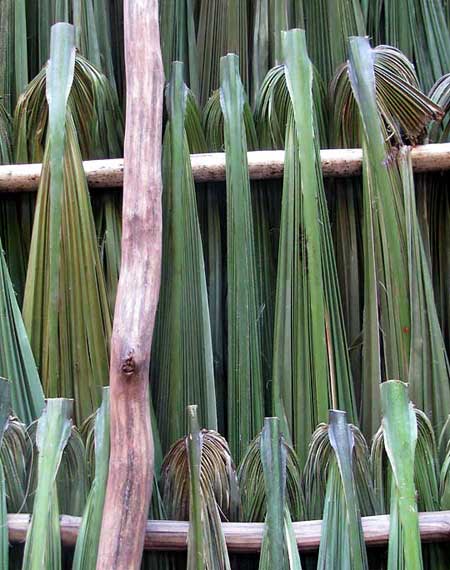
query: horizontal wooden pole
7 511 450 552
1 143 450 192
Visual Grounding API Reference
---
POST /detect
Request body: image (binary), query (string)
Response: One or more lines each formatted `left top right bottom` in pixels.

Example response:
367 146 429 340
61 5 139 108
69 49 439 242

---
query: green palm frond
238 422 305 523
367 0 450 91
151 62 217 452
269 29 356 466
428 185 450 359
372 406 439 511
317 411 368 570
108 0 125 106
399 148 450 433
15 50 124 164
0 102 11 164
90 1 117 92
25 0 119 91
199 92 228 434
347 41 407 436
26 418 87 517
372 403 449 568
92 193 122 316
14 21 124 315
0 235 44 424
186 406 230 570
161 411 240 522
0 2 12 112
258 417 303 570
251 0 290 107
304 417 378 521
339 37 450 437
79 409 96 485
220 53 264 463
380 380 423 569
303 0 365 86
326 180 363 409
73 0 118 92
331 44 442 149
254 61 328 150
73 0 101 71
20 24 111 423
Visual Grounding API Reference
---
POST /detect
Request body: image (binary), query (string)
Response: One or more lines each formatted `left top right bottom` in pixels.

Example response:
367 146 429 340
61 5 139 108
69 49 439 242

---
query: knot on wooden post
122 350 137 376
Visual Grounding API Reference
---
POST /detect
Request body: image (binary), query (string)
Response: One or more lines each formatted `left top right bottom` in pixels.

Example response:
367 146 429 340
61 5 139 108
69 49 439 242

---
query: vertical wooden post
96 0 163 568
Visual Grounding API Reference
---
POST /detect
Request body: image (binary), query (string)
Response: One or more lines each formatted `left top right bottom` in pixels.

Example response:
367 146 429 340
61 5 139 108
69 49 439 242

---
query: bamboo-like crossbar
1 143 450 192
7 511 450 552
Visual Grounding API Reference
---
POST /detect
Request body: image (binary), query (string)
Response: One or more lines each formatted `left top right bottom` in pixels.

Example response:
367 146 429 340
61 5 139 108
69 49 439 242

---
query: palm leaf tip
381 380 423 569
258 417 303 569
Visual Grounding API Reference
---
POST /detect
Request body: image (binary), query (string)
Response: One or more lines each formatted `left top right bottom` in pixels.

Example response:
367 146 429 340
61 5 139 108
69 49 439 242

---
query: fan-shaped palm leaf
317 411 368 570
161 406 240 570
238 421 305 523
0 414 28 514
203 84 276 427
160 0 199 97
197 0 250 105
339 37 450 437
258 417 303 569
303 416 378 521
372 403 448 568
367 0 450 91
0 0 28 113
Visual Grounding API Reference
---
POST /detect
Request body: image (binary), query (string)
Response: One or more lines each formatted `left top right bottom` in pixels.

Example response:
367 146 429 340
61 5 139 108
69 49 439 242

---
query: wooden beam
8 511 450 552
95 0 164 569
1 143 450 192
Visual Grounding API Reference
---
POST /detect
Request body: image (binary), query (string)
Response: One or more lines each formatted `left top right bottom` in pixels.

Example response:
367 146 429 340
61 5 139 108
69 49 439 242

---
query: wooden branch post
96 1 163 568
